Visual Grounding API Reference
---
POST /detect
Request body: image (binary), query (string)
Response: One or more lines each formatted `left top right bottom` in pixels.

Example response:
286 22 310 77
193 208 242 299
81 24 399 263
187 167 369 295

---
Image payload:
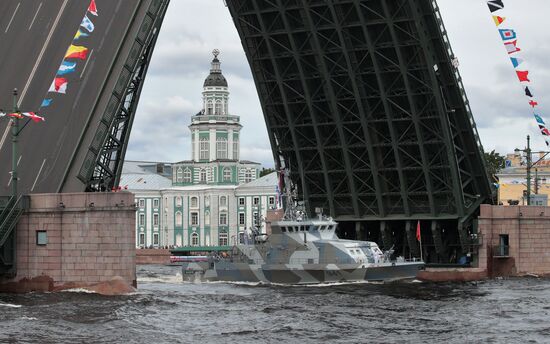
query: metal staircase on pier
0 196 28 277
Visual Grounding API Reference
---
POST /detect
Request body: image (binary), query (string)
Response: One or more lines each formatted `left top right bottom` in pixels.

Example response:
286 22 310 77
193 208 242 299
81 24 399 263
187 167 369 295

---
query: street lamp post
11 88 19 199
515 135 550 205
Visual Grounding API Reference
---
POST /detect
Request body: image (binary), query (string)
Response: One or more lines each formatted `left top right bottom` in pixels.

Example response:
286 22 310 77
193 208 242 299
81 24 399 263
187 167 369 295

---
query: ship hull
182 261 424 284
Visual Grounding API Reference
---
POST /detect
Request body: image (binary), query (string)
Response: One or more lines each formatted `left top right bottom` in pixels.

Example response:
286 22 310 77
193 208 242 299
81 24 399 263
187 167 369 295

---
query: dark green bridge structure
226 0 493 262
1 0 493 276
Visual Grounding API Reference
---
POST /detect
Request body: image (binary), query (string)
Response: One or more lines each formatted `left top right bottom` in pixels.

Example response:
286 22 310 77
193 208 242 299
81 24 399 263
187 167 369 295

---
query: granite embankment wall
0 192 136 294
136 249 171 265
419 204 550 281
478 204 550 277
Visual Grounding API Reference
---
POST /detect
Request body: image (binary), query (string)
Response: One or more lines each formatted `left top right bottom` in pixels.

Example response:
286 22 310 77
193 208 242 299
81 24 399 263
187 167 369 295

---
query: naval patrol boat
181 172 424 284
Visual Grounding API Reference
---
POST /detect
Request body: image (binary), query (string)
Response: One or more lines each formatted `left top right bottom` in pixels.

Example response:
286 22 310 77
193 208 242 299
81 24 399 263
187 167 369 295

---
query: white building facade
123 51 278 248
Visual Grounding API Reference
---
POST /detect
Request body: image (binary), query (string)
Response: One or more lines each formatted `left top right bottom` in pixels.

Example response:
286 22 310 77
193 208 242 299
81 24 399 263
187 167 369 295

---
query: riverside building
121 50 278 248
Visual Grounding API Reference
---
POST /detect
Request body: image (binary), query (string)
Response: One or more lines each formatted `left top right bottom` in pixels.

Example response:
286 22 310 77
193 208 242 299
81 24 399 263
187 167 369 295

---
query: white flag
80 15 94 33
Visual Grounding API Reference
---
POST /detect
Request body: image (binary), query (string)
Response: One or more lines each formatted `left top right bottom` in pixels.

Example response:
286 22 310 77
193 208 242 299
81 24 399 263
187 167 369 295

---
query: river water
1 265 549 343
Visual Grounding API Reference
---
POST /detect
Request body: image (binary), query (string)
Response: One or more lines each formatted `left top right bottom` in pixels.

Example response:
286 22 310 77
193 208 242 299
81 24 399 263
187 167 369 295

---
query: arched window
200 169 207 183
175 196 182 207
223 167 231 182
183 168 192 183
219 212 227 225
216 137 227 159
191 232 199 246
207 101 213 115
220 196 227 207
191 197 198 208
219 232 228 246
176 167 183 182
175 211 182 227
200 138 209 160
215 100 222 115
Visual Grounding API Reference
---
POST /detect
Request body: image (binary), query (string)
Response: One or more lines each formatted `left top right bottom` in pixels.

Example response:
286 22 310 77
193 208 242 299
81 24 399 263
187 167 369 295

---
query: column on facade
194 129 200 162
228 128 234 160
209 127 216 161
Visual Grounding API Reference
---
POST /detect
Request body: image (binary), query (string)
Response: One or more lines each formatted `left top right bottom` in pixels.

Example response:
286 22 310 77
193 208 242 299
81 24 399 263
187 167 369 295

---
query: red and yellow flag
64 45 88 60
492 15 505 26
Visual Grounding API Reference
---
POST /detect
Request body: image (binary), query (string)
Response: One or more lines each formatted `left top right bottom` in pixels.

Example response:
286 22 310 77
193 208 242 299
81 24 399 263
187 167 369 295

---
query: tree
259 167 276 177
484 150 506 181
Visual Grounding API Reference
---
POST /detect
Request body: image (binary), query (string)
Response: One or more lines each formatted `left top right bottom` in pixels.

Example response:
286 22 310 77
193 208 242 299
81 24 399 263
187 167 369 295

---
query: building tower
172 50 260 186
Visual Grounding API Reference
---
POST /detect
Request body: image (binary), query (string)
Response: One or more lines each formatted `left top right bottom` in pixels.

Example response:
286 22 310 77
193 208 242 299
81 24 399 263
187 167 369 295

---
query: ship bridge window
281 227 287 232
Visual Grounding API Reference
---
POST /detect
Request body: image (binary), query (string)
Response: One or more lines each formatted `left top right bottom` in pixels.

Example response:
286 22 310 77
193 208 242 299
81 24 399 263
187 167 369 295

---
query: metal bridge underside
227 0 493 259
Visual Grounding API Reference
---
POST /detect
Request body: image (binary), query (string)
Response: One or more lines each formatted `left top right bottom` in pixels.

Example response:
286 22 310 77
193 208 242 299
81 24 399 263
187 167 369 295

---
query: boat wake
0 302 22 308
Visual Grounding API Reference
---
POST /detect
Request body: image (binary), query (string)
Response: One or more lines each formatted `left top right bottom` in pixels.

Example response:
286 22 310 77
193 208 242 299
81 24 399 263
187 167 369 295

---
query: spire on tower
211 49 221 73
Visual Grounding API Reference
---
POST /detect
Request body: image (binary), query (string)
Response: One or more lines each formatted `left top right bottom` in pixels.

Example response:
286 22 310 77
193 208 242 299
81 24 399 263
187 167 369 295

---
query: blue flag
510 57 524 68
499 29 517 41
534 114 545 125
41 98 52 107
57 61 77 76
80 15 94 33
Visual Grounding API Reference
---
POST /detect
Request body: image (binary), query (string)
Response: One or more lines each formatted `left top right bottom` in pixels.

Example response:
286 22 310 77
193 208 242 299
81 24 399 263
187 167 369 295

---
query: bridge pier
0 192 136 294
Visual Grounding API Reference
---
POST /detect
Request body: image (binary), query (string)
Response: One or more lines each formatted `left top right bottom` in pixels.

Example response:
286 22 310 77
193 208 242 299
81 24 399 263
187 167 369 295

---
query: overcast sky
126 0 550 167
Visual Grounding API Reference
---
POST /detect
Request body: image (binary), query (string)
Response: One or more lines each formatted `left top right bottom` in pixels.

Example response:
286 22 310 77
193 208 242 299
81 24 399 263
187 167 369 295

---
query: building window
220 196 227 207
245 169 254 183
183 168 192 183
139 213 145 226
153 213 159 226
191 197 198 208
139 233 145 247
219 212 227 225
239 197 245 206
200 138 209 160
219 233 228 246
216 137 227 159
207 101 213 115
153 199 159 208
175 211 182 227
223 167 231 182
153 233 159 246
253 212 259 226
268 197 275 207
191 232 199 246
139 199 145 208
253 197 259 206
215 100 222 115
176 168 183 183
175 196 182 207
233 140 239 160
239 212 245 225
36 231 48 246
191 212 199 226
200 169 207 183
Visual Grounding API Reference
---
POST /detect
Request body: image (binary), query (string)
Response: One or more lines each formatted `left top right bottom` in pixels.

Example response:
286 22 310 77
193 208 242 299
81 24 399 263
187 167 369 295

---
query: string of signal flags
0 0 98 124
486 0 549 146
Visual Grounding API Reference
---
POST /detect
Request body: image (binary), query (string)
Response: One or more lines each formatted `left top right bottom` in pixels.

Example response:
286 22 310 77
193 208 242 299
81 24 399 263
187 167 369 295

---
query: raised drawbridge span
226 0 494 262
